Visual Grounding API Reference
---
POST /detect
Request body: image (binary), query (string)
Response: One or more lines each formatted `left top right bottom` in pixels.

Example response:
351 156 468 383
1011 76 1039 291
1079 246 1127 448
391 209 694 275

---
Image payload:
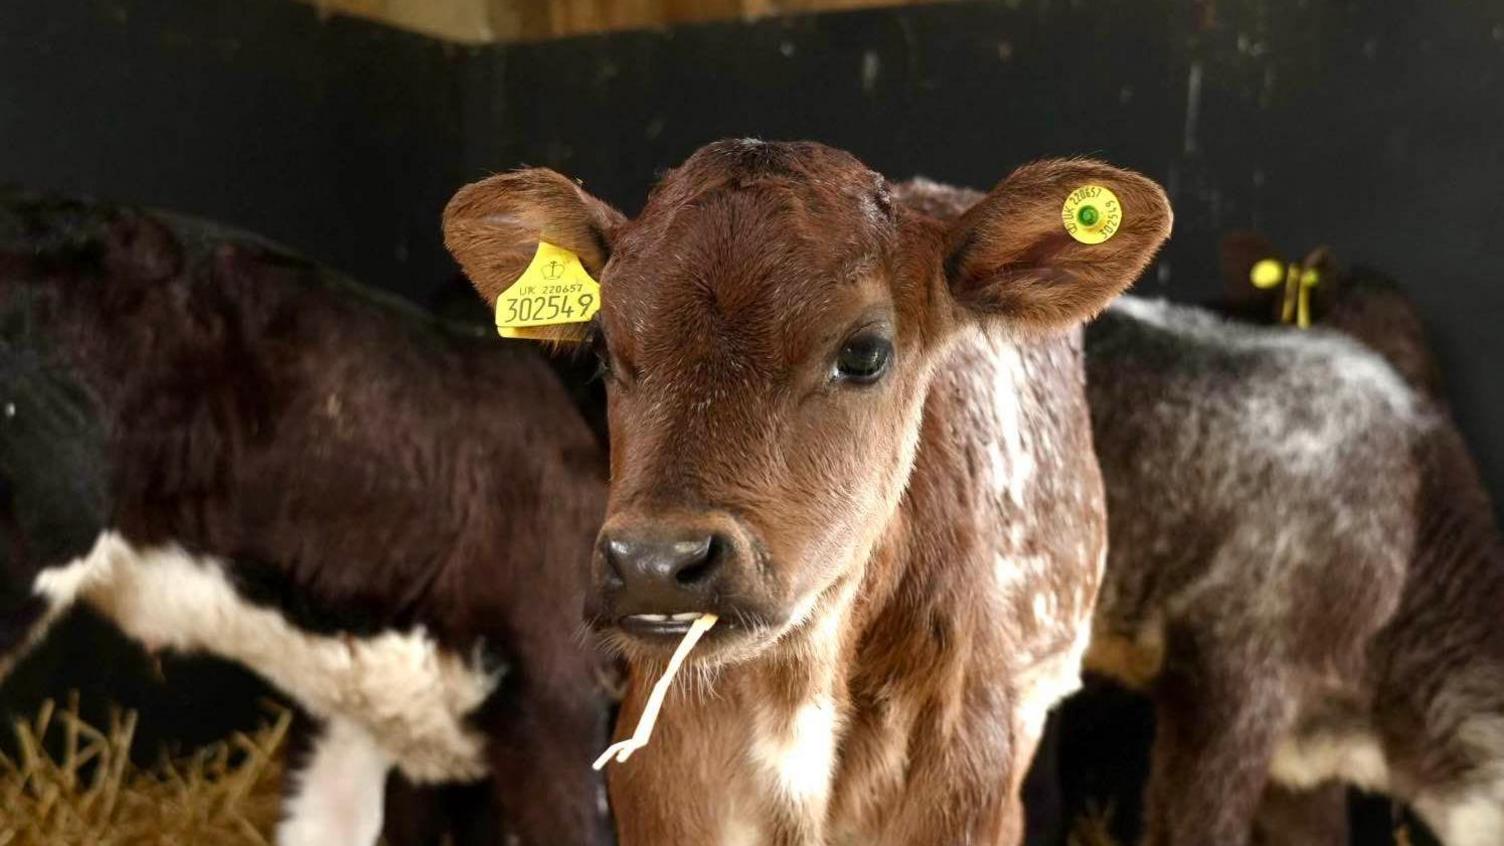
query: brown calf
445 139 1172 844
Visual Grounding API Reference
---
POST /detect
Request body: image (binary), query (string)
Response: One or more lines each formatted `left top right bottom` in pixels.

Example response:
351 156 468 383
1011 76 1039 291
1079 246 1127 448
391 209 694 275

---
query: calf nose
603 531 724 606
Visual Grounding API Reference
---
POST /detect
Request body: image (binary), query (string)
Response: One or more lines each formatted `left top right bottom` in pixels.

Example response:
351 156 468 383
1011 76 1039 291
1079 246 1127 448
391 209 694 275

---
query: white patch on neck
1013 622 1090 750
279 718 391 846
33 532 497 781
982 341 1036 503
751 694 839 806
720 815 765 846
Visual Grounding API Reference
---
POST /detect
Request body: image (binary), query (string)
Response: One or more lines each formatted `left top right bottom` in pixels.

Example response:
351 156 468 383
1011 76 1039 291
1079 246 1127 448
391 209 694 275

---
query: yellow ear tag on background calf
1062 185 1123 245
494 241 601 339
1250 258 1285 289
1249 258 1321 329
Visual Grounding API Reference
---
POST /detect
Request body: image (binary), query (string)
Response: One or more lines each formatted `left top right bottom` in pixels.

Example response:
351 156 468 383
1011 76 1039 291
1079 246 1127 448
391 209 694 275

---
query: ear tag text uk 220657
494 241 601 339
1061 185 1123 245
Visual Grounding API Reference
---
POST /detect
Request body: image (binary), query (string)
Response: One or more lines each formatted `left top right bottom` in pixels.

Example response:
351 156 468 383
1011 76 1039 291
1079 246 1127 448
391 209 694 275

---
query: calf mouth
617 611 713 638
586 601 786 663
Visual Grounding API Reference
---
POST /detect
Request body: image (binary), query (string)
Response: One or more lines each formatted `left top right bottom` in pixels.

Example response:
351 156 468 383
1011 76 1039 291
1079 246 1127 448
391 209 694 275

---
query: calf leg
1252 783 1349 846
279 716 392 846
1143 624 1293 846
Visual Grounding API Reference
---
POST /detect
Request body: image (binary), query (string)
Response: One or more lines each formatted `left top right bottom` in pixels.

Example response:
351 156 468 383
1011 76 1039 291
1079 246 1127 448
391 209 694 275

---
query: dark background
6 0 1500 505
2 0 1499 842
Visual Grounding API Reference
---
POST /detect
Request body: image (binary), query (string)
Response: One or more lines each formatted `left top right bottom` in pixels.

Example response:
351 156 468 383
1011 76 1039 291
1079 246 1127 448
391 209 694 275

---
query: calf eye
834 333 893 385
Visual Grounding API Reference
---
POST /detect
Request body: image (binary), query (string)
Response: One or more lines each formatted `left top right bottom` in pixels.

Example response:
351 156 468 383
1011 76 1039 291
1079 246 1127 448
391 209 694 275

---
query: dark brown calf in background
1084 293 1504 846
1219 232 1446 402
446 139 1173 844
0 193 611 846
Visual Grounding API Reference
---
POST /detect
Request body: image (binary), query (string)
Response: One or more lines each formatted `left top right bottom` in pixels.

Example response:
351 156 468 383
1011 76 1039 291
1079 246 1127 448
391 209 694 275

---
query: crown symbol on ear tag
1062 185 1123 245
493 241 602 340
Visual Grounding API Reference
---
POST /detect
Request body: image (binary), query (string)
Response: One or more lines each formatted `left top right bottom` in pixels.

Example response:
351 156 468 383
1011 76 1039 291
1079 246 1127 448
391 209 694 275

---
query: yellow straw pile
0 695 290 846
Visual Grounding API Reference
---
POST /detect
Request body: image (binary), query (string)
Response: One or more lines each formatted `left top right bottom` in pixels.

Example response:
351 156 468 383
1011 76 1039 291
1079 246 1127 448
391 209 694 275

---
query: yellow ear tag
1296 266 1320 329
494 241 602 340
1250 258 1285 289
1062 185 1123 245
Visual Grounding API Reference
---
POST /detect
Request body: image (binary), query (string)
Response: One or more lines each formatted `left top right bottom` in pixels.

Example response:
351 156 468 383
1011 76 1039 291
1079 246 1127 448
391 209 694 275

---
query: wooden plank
294 0 954 42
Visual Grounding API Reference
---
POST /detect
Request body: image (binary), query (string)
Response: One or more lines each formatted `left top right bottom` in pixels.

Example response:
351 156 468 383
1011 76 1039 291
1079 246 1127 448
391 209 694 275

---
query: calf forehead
606 180 895 375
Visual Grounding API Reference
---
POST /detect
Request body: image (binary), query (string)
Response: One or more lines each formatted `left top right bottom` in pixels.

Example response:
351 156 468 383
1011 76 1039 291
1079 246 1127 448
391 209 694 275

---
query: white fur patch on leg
279 718 392 846
1268 729 1390 793
1414 787 1504 846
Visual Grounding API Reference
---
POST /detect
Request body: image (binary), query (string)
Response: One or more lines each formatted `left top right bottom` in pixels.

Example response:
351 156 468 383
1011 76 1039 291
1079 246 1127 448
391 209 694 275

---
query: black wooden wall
6 0 1499 508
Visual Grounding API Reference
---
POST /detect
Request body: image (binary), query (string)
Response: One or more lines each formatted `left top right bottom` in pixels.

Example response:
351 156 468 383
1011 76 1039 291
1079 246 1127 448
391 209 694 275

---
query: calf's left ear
944 159 1172 333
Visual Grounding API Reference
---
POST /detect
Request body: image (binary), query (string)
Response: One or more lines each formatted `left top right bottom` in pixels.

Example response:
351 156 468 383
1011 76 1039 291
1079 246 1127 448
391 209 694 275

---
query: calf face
446 140 1171 670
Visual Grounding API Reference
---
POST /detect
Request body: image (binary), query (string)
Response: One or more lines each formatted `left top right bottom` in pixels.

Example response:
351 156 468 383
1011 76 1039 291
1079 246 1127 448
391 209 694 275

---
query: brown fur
446 139 1172 844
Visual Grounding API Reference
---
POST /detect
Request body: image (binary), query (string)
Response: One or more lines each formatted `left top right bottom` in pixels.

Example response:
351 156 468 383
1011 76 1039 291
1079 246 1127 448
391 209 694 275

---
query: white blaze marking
278 718 391 846
33 532 496 781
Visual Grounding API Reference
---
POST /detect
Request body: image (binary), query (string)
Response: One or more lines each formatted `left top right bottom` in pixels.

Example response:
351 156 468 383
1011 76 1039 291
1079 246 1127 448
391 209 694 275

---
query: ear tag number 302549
494 241 602 339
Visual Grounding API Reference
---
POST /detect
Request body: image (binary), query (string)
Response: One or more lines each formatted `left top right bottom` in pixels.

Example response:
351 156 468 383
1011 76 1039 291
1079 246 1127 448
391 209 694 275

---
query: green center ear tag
1061 185 1123 244
494 241 602 339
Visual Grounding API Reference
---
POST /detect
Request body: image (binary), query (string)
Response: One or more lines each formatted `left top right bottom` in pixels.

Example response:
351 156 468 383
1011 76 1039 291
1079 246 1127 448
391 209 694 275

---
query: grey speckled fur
1084 296 1504 846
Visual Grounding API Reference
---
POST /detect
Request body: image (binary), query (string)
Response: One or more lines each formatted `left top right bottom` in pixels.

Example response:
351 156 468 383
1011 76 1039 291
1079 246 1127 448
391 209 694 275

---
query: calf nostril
672 535 720 586
603 530 728 594
603 538 633 583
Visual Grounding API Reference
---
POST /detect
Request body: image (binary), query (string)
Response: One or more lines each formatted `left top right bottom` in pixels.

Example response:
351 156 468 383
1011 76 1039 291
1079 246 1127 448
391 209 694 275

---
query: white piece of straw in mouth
592 613 718 770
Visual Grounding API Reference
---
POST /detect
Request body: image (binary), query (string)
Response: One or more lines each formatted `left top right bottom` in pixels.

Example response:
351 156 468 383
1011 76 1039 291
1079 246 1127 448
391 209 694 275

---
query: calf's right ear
443 168 626 315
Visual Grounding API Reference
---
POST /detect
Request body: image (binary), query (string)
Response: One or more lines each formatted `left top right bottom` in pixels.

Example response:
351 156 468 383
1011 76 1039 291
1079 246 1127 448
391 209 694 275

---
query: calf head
446 140 1170 668
1219 230 1343 324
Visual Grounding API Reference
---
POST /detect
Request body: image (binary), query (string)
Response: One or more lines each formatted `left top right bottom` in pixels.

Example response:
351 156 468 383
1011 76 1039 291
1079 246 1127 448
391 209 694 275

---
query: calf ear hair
943 159 1172 334
442 168 625 317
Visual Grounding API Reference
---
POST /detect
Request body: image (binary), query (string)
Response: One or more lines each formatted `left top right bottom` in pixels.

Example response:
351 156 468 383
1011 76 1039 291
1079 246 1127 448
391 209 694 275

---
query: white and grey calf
1084 296 1504 846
